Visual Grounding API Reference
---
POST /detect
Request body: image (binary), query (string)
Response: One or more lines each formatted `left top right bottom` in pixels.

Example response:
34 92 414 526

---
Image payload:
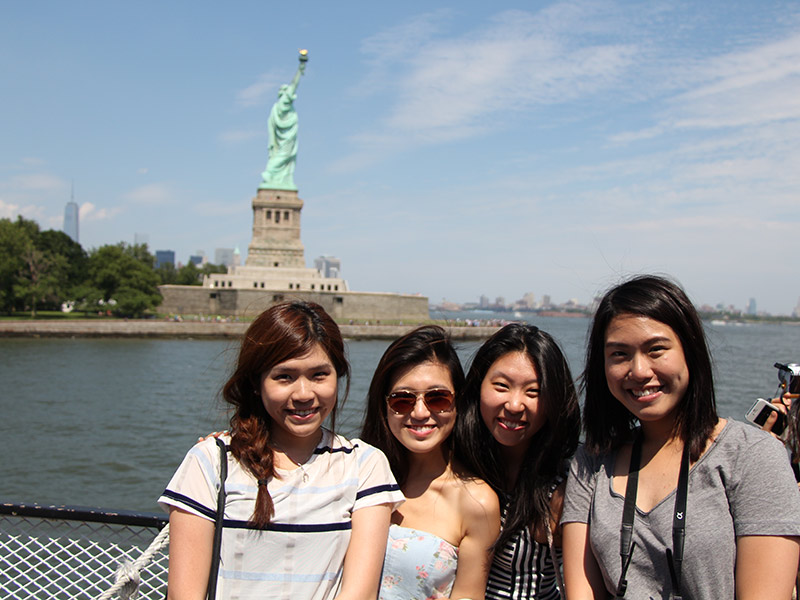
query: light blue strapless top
379 524 459 600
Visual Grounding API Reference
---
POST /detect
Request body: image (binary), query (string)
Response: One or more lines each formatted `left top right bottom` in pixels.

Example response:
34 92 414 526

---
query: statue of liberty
260 50 308 191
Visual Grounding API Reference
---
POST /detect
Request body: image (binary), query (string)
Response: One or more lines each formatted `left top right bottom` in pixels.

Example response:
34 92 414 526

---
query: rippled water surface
1 316 797 511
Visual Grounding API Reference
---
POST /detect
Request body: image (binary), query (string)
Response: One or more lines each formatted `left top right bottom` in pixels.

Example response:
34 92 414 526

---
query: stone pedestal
246 188 305 268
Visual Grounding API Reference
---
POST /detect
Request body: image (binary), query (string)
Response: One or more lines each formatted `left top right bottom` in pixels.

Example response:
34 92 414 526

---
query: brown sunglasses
386 389 455 415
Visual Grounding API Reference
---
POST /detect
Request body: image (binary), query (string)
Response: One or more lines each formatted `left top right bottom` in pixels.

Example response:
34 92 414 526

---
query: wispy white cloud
0 198 45 220
124 183 173 205
0 198 21 218
584 213 794 234
80 202 120 222
236 72 282 107
333 4 640 171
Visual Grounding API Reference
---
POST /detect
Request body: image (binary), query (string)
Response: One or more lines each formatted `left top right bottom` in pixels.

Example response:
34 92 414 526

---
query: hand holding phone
745 398 788 436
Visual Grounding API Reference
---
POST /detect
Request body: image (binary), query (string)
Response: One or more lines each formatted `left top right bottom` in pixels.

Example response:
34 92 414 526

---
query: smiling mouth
498 418 526 431
406 425 436 431
287 408 318 419
630 386 663 400
405 424 437 434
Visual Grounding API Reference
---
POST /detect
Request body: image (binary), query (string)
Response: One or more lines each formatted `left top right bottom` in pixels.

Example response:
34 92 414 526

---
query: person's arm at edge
735 535 800 600
448 480 502 600
166 507 215 600
562 522 606 600
335 503 393 600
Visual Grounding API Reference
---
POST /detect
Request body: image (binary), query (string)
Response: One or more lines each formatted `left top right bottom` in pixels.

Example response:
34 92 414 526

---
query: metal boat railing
1 502 169 599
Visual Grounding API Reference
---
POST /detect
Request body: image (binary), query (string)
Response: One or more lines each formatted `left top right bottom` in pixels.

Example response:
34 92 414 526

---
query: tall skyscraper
314 255 341 278
215 248 234 267
63 201 79 243
155 250 175 268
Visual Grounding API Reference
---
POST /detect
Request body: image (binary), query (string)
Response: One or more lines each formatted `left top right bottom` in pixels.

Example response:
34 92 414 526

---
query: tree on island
0 217 80 316
82 243 162 317
1 215 231 318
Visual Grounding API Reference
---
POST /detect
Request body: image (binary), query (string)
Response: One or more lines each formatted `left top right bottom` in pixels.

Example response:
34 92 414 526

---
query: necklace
270 434 321 483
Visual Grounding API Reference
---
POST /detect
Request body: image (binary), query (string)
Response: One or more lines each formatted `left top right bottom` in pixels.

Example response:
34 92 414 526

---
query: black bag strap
615 432 642 598
206 438 228 600
666 444 690 599
615 432 691 600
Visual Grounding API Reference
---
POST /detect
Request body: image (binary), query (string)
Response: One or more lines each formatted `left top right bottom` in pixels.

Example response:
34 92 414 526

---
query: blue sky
2 1 799 314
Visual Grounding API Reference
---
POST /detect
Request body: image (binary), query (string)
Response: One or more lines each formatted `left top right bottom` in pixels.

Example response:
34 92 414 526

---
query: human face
604 314 690 429
480 352 547 453
386 361 456 455
260 344 338 449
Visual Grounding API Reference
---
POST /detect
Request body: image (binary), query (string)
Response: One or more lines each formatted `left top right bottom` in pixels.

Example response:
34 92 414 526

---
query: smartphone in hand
745 398 787 436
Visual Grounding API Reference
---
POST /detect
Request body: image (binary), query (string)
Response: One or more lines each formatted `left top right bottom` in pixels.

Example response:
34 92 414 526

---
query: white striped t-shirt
159 429 403 600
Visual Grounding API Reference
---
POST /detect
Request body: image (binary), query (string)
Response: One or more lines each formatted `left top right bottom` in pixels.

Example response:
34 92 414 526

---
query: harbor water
1 314 798 512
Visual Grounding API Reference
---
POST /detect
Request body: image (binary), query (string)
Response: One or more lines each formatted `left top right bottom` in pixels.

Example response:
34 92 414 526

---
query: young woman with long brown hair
160 301 403 600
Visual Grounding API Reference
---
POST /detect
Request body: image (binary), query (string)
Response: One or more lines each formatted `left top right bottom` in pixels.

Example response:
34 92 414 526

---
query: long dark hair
583 274 717 461
361 325 464 486
223 300 349 527
453 323 580 549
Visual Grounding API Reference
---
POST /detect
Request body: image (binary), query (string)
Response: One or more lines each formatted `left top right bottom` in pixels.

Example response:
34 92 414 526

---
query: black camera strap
615 432 690 600
207 438 228 600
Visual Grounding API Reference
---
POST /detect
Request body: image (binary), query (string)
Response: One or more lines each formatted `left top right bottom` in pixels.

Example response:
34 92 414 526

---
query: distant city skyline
436 291 799 318
2 2 799 314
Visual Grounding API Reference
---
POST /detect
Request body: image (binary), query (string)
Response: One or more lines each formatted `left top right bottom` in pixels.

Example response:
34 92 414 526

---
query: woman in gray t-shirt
561 275 800 599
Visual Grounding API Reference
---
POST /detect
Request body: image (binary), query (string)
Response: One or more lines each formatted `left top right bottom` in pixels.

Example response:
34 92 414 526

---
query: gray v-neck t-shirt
562 420 800 599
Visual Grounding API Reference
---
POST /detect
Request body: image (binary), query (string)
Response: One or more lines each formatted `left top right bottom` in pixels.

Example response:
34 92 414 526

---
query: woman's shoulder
328 433 395 471
337 434 383 457
448 464 501 519
569 442 612 476
706 418 791 469
706 418 784 456
186 433 231 462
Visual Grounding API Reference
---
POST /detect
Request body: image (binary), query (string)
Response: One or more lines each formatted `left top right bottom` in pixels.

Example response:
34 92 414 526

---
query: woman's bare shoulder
448 464 500 518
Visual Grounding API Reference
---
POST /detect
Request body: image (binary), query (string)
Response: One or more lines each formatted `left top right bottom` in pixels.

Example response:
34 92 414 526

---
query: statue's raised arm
260 50 309 191
286 53 306 97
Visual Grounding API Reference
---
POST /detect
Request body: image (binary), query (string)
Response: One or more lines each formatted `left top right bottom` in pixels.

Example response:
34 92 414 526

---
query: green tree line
0 216 226 317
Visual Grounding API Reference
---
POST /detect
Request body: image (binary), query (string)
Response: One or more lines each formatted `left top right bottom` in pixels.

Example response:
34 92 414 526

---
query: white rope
97 523 170 600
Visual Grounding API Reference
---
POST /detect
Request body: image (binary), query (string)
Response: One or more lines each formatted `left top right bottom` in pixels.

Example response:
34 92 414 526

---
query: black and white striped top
486 523 561 599
486 479 563 600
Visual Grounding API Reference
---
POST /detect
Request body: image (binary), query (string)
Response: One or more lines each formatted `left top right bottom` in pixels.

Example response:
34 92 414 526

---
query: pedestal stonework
157 185 429 321
246 189 305 268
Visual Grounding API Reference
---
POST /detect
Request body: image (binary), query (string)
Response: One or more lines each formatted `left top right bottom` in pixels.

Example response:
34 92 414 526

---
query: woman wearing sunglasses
561 275 800 599
453 323 582 599
362 325 501 600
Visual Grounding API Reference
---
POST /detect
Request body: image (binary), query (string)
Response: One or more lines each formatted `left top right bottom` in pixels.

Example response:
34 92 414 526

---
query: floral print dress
379 524 459 600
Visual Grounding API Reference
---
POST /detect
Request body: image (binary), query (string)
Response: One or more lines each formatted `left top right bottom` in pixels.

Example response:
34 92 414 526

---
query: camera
775 362 800 396
745 362 800 481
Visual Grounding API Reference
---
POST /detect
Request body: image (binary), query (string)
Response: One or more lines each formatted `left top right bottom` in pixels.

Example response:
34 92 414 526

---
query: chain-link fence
1 503 168 600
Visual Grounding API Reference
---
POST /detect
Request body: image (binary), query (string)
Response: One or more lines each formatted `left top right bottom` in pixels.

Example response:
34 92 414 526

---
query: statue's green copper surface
259 50 308 191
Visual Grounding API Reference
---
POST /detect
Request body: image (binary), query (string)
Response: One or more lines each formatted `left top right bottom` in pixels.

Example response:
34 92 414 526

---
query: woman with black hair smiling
453 323 582 599
561 275 800 599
